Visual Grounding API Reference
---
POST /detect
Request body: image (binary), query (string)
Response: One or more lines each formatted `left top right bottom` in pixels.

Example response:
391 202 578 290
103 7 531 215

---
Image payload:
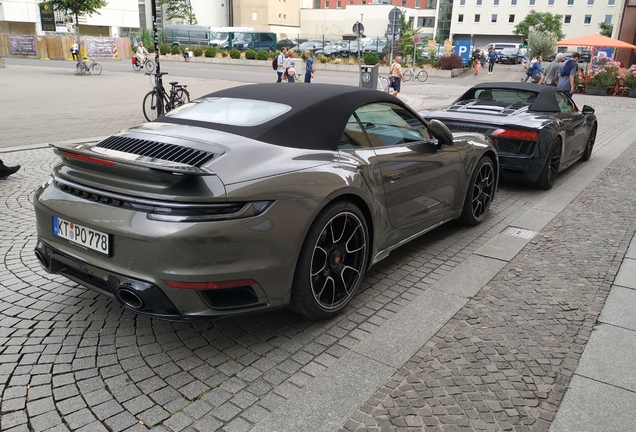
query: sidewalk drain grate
503 227 538 240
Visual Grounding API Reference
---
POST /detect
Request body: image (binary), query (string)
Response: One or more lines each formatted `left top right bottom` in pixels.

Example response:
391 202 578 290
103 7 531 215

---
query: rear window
461 88 538 105
165 97 291 127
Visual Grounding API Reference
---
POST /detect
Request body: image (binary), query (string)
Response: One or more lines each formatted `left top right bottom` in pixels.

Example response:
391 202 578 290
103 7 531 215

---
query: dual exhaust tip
118 286 144 310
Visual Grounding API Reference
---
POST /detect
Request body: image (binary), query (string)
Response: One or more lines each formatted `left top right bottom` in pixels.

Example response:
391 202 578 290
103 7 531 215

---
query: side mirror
582 105 595 115
428 119 454 146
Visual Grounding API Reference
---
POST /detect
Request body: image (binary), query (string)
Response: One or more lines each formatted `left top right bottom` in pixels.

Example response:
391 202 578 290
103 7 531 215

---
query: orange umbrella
555 34 636 50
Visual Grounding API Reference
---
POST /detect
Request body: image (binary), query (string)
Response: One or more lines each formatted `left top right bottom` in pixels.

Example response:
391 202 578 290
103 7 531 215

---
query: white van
209 27 255 48
484 43 522 53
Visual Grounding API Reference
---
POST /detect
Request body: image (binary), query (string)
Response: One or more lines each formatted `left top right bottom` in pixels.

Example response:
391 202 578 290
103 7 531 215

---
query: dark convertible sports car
422 82 597 189
33 84 498 321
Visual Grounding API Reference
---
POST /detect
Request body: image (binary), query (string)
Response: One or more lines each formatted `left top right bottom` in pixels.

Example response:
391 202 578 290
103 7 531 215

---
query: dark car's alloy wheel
581 124 597 162
460 157 495 225
536 139 562 190
291 202 368 319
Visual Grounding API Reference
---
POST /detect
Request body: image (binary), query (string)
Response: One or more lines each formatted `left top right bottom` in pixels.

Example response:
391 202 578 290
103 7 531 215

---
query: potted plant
586 60 622 96
624 64 636 98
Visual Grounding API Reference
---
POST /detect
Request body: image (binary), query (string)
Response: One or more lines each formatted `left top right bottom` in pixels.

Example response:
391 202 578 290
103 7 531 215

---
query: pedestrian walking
276 47 287 83
70 42 79 61
304 50 314 83
0 160 20 180
472 48 483 75
487 48 497 74
286 50 297 83
389 56 404 97
543 53 564 86
557 52 580 94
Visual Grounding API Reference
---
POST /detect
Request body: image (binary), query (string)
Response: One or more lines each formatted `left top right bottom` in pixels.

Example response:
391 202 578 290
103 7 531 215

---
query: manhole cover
503 227 537 239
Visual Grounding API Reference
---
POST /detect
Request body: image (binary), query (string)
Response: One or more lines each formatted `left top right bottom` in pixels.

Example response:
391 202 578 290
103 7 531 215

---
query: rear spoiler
50 142 216 176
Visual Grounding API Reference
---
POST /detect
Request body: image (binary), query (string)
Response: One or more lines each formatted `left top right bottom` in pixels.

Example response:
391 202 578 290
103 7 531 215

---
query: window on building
284 14 287 22
325 0 329 6
278 13 282 22
416 0 421 7
490 13 496 21
402 0 407 5
477 0 482 5
252 11 257 20
460 0 466 5
361 0 366 4
564 14 571 23
509 14 515 22
418 17 435 26
547 0 554 5
426 0 437 8
584 14 591 24
587 0 593 4
511 0 517 5
458 14 464 22
529 0 535 4
567 0 574 4
608 0 615 4
315 0 320 7
494 0 500 4
475 13 481 22
337 0 341 6
138 4 146 28
349 0 353 3
605 14 612 23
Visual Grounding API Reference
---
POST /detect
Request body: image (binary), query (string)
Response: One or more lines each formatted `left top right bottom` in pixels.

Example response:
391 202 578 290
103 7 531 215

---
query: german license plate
52 216 110 255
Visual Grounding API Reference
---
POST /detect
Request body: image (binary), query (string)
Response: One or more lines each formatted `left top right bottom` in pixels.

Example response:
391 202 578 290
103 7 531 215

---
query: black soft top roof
159 83 405 151
456 82 564 112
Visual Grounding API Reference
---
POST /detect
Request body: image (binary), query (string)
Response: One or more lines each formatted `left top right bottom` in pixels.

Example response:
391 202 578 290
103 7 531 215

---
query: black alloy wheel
460 156 495 225
291 202 369 319
536 139 562 190
581 124 597 161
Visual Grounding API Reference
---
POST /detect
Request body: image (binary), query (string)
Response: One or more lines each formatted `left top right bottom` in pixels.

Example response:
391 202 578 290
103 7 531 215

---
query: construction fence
0 35 132 60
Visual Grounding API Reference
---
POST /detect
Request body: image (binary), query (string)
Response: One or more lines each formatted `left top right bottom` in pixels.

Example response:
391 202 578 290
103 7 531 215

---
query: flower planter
586 86 608 96
629 89 636 98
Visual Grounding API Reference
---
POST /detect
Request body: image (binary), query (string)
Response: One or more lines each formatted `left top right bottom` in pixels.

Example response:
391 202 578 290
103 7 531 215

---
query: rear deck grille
494 139 535 155
447 124 494 135
96 136 216 168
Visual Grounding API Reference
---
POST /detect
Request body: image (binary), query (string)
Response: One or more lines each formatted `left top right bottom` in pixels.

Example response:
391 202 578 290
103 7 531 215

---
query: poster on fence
85 37 116 57
9 36 37 56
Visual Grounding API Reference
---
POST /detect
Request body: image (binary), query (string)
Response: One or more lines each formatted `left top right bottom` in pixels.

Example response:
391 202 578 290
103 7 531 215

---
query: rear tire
403 69 413 82
536 138 562 190
142 90 163 122
581 124 597 162
132 59 142 72
416 69 428 82
290 201 369 319
171 87 190 109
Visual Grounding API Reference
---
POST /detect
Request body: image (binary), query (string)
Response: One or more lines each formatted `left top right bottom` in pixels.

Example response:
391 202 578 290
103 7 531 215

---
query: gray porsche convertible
33 84 498 321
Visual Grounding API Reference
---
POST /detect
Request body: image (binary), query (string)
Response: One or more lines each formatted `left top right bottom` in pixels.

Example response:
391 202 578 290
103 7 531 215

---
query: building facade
450 0 623 48
0 0 139 36
616 0 635 65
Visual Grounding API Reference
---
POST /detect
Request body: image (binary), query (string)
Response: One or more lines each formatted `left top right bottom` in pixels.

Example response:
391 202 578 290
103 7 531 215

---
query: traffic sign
413 35 420 43
387 23 401 37
352 22 365 35
388 7 402 23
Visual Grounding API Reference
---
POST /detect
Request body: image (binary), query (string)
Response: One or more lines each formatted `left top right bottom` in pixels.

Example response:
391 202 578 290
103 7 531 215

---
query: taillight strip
63 152 117 166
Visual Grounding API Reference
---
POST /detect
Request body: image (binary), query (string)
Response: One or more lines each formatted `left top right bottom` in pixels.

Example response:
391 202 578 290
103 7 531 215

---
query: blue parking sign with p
455 41 471 66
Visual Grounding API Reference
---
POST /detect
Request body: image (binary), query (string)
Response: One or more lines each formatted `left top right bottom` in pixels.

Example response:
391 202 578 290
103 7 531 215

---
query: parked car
549 52 573 61
276 39 298 51
363 37 388 54
422 82 597 190
299 40 328 51
496 48 522 64
33 84 498 321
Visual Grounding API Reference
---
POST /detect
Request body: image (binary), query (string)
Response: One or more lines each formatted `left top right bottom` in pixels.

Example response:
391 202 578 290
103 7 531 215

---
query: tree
528 30 557 59
598 22 613 37
40 0 108 61
160 0 197 25
394 11 428 64
514 11 564 41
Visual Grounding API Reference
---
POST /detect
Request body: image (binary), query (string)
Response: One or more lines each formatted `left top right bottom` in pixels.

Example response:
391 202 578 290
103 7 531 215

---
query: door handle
387 172 405 183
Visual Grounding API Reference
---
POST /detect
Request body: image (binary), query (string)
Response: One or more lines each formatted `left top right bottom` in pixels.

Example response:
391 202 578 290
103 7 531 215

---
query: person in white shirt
276 47 287 83
136 42 149 65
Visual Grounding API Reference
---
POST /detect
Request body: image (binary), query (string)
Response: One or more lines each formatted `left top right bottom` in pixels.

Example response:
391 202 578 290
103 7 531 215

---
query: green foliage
159 0 197 25
624 65 636 89
229 48 240 59
204 46 216 58
245 49 256 60
159 44 170 55
221 50 229 57
364 52 379 65
256 49 269 60
588 60 622 87
170 45 181 55
271 50 281 60
514 11 564 41
527 31 557 59
598 22 613 37
193 46 203 57
319 55 328 64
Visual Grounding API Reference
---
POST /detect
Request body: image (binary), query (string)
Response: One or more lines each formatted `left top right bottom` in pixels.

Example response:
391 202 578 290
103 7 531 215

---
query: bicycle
378 75 391 93
133 56 155 72
75 59 102 76
142 72 190 122
402 67 428 83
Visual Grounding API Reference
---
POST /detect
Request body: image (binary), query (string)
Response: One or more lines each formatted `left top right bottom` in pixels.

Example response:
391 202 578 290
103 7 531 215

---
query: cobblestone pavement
1 65 636 432
341 116 636 429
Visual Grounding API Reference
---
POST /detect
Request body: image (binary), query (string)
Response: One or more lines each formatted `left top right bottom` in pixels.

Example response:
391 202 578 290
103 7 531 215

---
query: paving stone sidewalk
341 117 636 431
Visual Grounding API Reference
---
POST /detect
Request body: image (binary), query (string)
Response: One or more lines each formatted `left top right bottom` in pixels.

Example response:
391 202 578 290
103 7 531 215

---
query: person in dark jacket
304 51 314 83
487 48 498 74
0 160 20 180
